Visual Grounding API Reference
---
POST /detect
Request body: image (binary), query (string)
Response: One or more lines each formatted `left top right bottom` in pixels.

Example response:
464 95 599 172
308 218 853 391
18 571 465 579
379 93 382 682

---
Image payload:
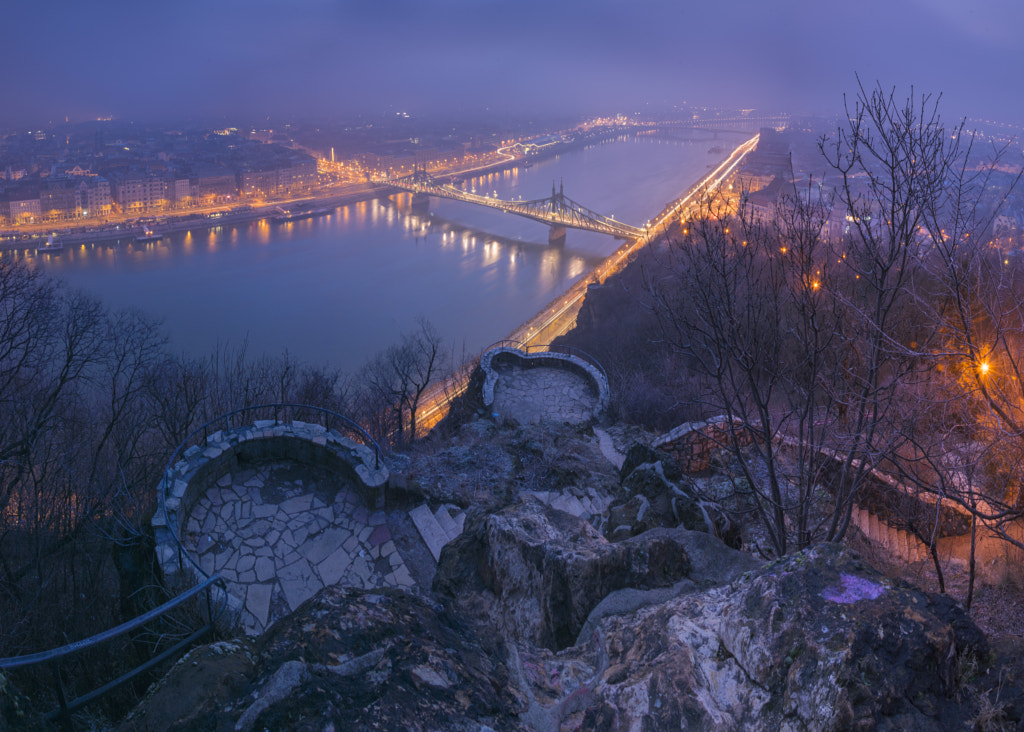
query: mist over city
3 0 1024 126
3 1 1024 730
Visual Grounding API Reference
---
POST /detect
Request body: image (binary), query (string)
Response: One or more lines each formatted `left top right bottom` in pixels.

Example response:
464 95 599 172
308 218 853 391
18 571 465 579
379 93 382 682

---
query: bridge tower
410 166 430 213
548 179 566 245
411 191 430 214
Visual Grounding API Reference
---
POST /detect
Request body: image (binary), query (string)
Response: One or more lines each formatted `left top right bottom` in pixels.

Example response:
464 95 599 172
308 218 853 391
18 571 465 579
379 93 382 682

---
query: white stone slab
300 528 349 566
409 504 449 562
278 557 319 611
434 506 460 542
255 556 275 582
317 546 352 586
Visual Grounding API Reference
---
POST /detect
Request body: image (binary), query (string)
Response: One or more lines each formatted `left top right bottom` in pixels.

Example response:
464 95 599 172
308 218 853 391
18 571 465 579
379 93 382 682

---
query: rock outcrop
119 586 526 732
433 496 692 650
521 542 989 731
605 446 741 547
402 421 620 514
115 414 1008 731
121 525 996 732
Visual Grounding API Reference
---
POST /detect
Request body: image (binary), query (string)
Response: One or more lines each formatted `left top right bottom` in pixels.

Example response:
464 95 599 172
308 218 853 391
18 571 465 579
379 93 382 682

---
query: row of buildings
0 158 317 225
0 125 319 226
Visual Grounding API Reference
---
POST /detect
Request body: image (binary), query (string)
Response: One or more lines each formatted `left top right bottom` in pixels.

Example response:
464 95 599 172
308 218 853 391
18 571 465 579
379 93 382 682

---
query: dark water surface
27 131 748 372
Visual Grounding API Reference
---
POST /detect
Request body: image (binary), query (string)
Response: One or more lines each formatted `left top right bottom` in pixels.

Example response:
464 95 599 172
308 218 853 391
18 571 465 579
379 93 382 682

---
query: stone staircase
851 504 928 563
408 504 466 562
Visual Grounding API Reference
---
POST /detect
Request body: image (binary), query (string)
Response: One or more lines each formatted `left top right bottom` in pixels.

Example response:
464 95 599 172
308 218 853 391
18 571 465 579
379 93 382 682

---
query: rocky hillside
6 420 1018 730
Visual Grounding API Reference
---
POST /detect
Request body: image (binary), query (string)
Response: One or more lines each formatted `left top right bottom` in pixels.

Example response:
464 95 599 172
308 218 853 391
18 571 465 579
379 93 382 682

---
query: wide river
27 131 748 373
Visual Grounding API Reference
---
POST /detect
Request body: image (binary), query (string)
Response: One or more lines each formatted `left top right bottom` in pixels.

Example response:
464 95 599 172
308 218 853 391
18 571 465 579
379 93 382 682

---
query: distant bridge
383 170 646 243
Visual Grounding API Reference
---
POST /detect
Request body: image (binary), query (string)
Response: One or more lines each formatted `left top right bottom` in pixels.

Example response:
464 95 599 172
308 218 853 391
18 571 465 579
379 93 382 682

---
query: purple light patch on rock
821 573 885 604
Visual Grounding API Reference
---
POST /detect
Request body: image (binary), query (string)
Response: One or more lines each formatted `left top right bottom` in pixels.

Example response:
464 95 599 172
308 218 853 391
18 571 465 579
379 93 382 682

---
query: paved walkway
183 461 414 635
491 364 598 425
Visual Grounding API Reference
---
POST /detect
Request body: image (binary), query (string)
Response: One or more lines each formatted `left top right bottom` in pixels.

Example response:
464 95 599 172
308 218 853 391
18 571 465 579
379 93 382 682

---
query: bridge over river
382 170 647 245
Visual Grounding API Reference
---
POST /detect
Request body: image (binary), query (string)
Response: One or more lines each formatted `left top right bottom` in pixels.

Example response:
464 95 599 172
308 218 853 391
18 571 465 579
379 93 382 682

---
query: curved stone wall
652 415 751 472
153 420 388 599
480 347 610 422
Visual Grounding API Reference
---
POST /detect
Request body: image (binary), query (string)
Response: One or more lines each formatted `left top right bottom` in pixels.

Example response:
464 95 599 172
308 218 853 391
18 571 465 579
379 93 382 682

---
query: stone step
905 532 920 562
896 528 911 559
876 518 890 549
851 503 930 563
454 511 466 535
409 504 450 562
909 534 927 562
891 526 904 556
868 512 880 543
434 506 461 543
884 523 898 554
853 506 869 535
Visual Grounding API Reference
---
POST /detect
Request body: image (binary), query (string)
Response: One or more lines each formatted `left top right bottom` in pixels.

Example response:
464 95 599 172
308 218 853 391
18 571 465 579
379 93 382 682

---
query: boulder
402 421 619 513
524 543 990 731
574 527 763 646
118 641 256 732
606 461 741 547
121 586 526 732
619 442 682 482
433 496 692 651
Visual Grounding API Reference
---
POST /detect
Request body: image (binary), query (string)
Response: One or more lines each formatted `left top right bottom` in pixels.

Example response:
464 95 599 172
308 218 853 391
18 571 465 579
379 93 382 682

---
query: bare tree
817 80 949 547
643 186 855 556
356 318 443 446
820 79 1024 601
145 352 211 449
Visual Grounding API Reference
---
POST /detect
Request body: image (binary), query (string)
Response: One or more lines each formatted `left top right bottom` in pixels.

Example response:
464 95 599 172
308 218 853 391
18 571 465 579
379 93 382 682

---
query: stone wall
652 415 751 472
153 420 388 591
653 416 975 543
479 347 610 416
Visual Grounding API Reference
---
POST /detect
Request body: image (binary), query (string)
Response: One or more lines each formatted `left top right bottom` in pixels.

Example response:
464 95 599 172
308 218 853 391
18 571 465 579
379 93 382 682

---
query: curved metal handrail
158 403 383 582
1 408 378 724
0 573 227 724
0 574 225 671
484 340 609 387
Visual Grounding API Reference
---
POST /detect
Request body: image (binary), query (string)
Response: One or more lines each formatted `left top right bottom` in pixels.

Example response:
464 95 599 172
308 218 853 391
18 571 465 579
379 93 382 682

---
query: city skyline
2 0 1024 128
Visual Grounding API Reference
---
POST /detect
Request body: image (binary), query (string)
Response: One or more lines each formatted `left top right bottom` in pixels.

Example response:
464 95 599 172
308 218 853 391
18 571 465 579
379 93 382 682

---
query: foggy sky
2 0 1022 127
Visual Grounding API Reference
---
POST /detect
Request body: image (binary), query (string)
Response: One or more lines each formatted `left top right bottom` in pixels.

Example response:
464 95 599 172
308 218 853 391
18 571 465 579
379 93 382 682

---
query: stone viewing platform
153 413 414 635
183 462 414 634
480 344 610 425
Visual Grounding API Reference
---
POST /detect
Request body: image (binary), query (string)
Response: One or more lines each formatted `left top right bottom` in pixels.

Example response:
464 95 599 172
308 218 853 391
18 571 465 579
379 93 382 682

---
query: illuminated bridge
384 170 647 244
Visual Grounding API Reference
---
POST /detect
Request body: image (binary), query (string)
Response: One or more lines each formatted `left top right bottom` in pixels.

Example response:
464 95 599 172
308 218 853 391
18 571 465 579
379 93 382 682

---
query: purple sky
2 0 1022 126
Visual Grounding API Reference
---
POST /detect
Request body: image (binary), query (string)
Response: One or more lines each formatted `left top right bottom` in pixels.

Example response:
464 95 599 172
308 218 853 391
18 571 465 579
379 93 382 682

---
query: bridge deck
386 173 645 240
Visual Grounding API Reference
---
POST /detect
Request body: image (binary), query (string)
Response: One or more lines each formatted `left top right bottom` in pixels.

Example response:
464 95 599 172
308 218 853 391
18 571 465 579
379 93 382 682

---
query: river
22 131 748 373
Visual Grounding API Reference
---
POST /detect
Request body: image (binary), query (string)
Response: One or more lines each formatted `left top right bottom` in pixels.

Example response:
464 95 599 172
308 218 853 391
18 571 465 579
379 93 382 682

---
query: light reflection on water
26 132 746 372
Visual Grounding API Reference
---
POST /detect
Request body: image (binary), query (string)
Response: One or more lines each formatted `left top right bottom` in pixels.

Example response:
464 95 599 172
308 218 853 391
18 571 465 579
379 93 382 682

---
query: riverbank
0 128 639 254
0 186 389 253
21 130 752 381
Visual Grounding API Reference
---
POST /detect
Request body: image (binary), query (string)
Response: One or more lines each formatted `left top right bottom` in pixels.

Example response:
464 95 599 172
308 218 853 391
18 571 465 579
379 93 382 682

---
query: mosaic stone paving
183 461 414 635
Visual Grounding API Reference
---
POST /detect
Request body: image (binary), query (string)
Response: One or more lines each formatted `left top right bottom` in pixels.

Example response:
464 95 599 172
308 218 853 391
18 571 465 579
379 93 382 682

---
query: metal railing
0 574 226 729
0 404 381 728
484 340 609 386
